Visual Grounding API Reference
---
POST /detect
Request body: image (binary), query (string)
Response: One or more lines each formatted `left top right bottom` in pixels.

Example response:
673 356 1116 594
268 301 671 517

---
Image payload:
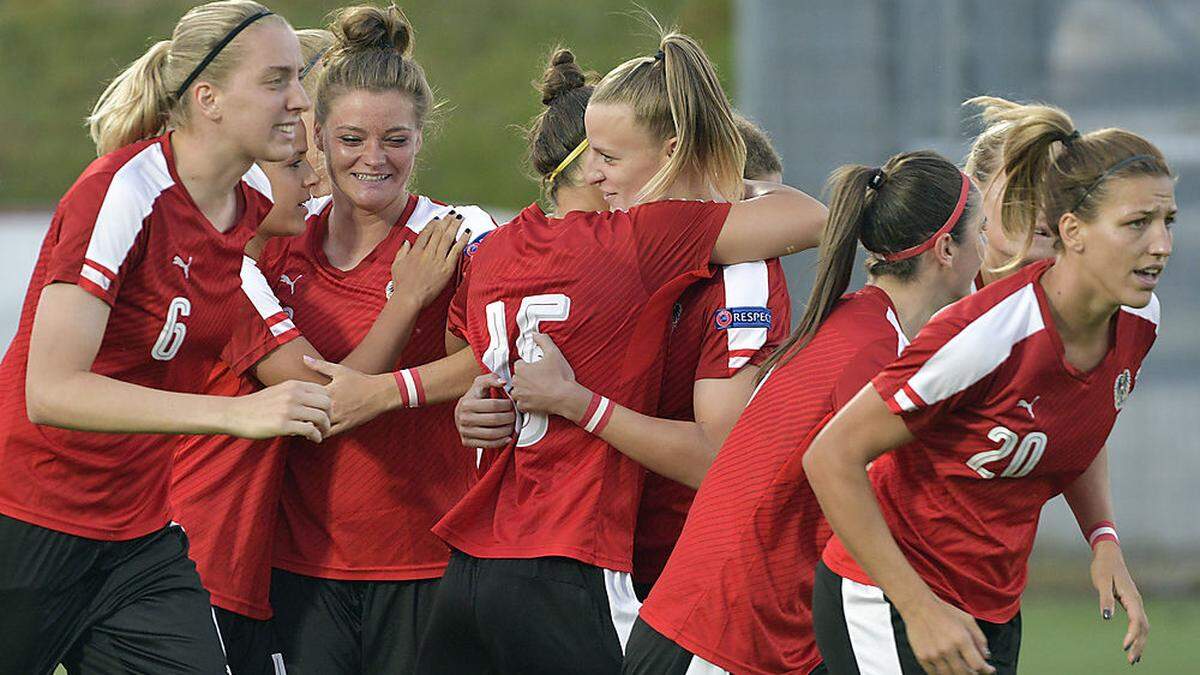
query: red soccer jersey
633 260 791 587
433 200 731 571
0 135 284 541
169 256 301 619
823 259 1160 622
639 286 907 675
268 194 495 581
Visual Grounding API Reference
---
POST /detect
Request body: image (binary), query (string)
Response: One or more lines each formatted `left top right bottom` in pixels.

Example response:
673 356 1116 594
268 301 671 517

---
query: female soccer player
965 97 1149 649
417 29 826 674
255 7 492 673
0 3 326 673
805 105 1172 674
496 115 792 600
620 151 983 675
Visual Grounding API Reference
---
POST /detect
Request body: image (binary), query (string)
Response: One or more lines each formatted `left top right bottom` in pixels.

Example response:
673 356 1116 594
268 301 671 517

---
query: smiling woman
0 2 335 673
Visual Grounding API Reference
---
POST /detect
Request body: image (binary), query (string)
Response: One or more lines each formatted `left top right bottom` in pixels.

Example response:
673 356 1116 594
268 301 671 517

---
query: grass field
48 593 1199 674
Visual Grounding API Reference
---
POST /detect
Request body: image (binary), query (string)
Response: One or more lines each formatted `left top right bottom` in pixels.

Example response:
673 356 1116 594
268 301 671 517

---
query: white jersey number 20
966 425 1047 479
151 297 191 361
482 293 571 447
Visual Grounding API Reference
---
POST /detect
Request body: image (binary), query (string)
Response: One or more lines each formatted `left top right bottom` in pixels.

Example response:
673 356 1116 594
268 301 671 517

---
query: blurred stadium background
2 1 1195 672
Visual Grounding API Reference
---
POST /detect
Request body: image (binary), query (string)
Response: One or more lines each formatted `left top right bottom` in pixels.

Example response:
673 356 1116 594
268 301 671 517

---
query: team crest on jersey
385 280 395 300
1113 369 1132 410
713 306 772 331
464 230 494 258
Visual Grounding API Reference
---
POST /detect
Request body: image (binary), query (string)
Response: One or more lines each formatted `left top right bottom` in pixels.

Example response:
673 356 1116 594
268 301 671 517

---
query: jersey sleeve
43 171 153 306
630 200 731 292
871 311 998 438
220 256 301 377
446 260 471 341
694 259 791 380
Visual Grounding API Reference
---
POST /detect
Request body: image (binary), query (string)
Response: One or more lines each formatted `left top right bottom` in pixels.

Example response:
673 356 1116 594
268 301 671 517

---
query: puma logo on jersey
1016 396 1039 419
280 274 302 294
171 255 192 280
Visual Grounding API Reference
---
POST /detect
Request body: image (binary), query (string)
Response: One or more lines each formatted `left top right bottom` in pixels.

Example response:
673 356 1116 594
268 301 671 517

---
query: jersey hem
271 557 448 581
641 605 820 675
435 528 632 573
208 590 272 621
0 501 167 541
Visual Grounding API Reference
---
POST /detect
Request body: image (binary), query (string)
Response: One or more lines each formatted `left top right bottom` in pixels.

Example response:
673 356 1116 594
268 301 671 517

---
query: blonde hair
592 28 745 203
296 28 335 98
88 1 287 156
314 5 435 128
968 96 1172 263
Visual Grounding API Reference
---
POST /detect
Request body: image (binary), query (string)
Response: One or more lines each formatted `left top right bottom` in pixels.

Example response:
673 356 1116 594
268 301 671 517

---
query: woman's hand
898 593 995 675
392 211 469 308
455 374 517 448
301 356 396 436
510 333 589 420
1090 541 1149 665
230 380 332 443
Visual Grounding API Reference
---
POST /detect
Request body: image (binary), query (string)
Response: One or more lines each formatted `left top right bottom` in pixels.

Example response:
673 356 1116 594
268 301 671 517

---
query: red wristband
394 368 425 408
580 393 614 434
1085 520 1119 548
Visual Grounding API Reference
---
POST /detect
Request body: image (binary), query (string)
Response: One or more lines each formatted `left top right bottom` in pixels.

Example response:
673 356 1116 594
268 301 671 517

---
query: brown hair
759 151 978 376
88 0 288 155
315 4 435 127
734 114 782 180
592 28 745 203
969 95 1172 262
526 48 594 205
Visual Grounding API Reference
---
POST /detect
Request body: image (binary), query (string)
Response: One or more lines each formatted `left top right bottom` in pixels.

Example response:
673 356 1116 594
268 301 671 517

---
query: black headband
867 167 886 190
174 11 274 100
1069 154 1156 213
299 48 327 81
653 49 665 62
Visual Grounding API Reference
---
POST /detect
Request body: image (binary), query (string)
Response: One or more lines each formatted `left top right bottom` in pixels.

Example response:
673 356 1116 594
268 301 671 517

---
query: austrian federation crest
1113 368 1132 410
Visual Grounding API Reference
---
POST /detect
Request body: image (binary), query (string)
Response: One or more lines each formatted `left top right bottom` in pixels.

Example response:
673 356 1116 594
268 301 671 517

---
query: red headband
878 171 971 263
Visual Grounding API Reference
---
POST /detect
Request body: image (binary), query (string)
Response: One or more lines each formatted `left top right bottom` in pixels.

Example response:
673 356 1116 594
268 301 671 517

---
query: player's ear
313 120 326 153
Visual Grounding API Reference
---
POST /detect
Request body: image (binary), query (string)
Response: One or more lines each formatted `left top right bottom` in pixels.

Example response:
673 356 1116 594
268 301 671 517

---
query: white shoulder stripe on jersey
901 283 1044 410
407 197 498 240
239 256 296 338
1120 292 1160 334
884 307 909 357
242 163 273 201
83 143 174 278
722 261 771 370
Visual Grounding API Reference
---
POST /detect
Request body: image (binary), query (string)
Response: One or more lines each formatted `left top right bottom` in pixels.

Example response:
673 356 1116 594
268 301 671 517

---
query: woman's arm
253 214 467 386
303 346 481 436
26 283 330 442
803 384 994 675
709 180 826 265
508 333 754 487
1063 446 1149 665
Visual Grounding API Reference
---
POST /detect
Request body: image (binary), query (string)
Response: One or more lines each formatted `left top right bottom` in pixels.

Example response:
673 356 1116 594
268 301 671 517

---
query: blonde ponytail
88 41 174 156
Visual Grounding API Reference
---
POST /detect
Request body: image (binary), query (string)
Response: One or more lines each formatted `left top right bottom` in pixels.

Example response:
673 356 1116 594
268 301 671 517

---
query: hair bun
331 4 412 58
539 48 587 105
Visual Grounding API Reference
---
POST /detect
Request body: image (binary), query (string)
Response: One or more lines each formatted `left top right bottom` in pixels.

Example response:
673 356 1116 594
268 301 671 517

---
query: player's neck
325 190 410 270
170 129 252 233
552 185 607 217
870 276 952 341
661 172 725 203
1039 258 1119 349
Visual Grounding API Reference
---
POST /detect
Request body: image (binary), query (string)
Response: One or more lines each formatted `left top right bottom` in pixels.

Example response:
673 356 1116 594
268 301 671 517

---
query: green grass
1019 594 1200 674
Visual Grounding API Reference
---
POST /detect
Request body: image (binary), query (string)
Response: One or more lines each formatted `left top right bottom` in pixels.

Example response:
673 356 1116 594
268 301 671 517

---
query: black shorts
269 568 439 675
621 617 828 675
212 605 286 675
0 513 227 675
415 550 640 674
812 562 1021 675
